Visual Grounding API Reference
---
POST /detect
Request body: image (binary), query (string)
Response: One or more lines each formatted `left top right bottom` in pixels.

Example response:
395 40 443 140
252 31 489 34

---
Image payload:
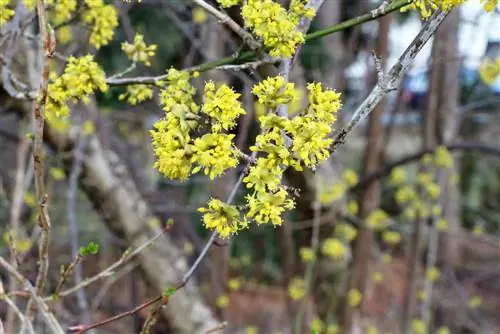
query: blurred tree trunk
318 0 345 90
403 9 461 332
341 14 391 332
425 9 461 267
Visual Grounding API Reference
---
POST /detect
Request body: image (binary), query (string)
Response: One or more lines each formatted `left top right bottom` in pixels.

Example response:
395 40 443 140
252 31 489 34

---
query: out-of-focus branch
25 0 56 322
0 257 64 334
0 279 35 334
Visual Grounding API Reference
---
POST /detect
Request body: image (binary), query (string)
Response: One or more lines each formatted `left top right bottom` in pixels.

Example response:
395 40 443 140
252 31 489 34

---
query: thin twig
192 0 260 50
0 280 35 334
0 257 64 334
46 224 171 301
25 0 56 322
65 131 91 326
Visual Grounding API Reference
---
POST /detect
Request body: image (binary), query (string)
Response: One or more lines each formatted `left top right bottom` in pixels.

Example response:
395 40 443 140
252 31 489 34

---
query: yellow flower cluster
479 57 500 85
198 199 248 238
0 0 14 26
288 277 306 300
202 81 246 132
122 34 157 66
152 69 242 183
482 0 498 12
242 77 342 227
46 55 108 129
216 0 241 7
51 0 77 24
118 84 153 105
241 0 315 57
83 0 119 48
401 0 467 19
322 238 348 261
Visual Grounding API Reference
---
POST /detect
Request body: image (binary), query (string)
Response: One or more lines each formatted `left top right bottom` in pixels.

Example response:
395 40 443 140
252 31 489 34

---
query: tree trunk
342 14 391 332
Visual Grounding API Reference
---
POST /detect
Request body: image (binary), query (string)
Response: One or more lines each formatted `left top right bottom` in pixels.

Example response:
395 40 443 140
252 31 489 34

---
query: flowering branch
105 0 410 86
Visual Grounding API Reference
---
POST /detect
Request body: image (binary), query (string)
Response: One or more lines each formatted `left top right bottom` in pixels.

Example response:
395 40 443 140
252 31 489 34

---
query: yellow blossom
300 247 316 262
372 271 384 283
198 199 247 238
347 200 359 215
366 209 389 230
0 0 15 26
244 326 258 334
288 277 306 300
191 133 240 179
122 34 157 66
435 146 453 168
481 0 498 12
326 324 339 334
228 278 241 291
202 81 246 132
119 84 153 105
50 167 66 181
342 169 359 187
468 296 482 308
320 182 345 204
389 167 406 186
426 266 440 282
242 0 308 57
310 316 324 333
83 0 118 48
216 0 241 7
437 218 448 231
347 288 362 307
436 327 450 334
192 7 207 23
252 76 297 109
382 230 401 246
322 238 348 261
245 187 295 226
216 294 229 308
412 319 427 334
335 223 357 243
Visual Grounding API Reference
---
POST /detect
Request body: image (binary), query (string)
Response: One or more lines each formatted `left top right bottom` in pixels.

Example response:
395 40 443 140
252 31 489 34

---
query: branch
0 257 64 334
25 0 56 321
329 9 449 152
192 0 260 50
105 0 410 86
46 223 172 301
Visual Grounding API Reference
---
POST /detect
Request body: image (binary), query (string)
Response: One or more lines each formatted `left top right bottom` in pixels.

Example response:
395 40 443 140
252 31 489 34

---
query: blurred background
1 0 500 333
